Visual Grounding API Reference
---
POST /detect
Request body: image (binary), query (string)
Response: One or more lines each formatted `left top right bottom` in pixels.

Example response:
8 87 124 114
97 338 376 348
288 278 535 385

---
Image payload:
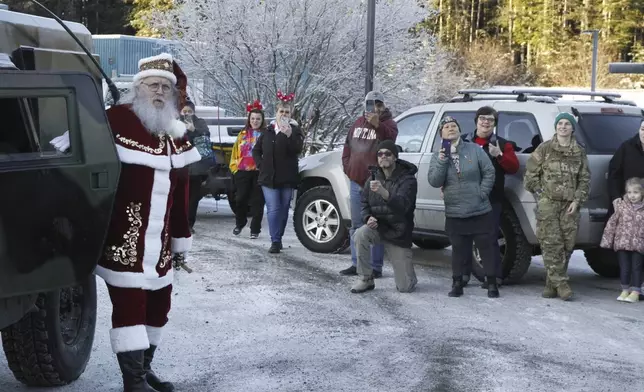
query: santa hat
133 53 177 85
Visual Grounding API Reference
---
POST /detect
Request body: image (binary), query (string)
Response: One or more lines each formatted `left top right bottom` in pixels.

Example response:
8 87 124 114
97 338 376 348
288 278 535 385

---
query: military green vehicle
0 4 120 387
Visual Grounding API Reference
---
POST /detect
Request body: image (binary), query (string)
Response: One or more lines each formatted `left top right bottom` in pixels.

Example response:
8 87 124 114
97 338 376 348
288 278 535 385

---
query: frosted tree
147 0 461 149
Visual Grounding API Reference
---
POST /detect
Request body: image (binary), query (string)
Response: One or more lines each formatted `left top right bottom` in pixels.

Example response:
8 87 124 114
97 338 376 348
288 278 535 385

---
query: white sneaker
617 290 630 301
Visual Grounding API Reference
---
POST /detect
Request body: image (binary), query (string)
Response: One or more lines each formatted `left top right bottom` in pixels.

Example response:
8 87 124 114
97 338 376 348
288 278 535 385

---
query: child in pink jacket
600 177 644 303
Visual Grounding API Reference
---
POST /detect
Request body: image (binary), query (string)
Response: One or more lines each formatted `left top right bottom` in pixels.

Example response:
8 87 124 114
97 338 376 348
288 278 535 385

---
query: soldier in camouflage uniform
524 112 591 301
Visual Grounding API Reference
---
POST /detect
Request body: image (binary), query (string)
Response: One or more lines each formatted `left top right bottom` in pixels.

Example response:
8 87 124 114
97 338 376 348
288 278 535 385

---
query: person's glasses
377 151 393 157
142 82 172 93
478 115 495 123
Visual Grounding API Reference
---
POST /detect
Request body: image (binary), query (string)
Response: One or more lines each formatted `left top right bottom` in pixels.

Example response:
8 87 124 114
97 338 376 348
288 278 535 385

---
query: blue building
92 34 177 78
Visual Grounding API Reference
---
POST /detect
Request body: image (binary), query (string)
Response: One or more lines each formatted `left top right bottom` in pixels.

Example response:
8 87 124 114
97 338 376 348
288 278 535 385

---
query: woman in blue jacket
428 116 498 298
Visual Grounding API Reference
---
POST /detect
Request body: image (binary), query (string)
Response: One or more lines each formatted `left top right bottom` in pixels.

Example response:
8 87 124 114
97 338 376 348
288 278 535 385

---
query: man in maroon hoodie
339 91 398 277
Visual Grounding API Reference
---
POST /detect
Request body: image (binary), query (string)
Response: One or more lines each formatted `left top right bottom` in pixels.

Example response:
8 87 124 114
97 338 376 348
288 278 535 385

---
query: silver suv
293 87 644 284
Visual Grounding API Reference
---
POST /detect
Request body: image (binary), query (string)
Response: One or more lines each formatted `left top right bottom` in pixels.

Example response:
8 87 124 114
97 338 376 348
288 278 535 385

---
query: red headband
277 90 295 102
246 99 263 112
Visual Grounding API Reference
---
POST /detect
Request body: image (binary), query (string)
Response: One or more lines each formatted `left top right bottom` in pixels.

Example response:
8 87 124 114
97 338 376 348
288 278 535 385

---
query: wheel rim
472 227 506 270
301 199 341 244
59 285 84 345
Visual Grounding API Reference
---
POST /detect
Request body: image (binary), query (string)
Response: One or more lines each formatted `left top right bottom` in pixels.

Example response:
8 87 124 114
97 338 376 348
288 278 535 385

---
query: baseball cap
365 91 385 103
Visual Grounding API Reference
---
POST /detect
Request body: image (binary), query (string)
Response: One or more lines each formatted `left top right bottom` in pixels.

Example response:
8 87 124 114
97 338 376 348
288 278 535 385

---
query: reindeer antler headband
246 99 264 112
276 89 295 102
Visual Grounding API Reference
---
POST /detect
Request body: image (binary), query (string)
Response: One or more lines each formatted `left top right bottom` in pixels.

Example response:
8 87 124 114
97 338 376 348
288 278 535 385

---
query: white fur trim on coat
116 145 172 171
95 265 174 291
146 326 164 346
171 147 201 169
169 119 188 139
171 237 192 253
110 325 150 353
133 69 177 85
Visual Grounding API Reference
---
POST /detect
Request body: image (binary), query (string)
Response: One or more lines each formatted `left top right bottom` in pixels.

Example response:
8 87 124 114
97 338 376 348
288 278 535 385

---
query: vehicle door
422 105 479 233
394 108 438 231
0 71 120 299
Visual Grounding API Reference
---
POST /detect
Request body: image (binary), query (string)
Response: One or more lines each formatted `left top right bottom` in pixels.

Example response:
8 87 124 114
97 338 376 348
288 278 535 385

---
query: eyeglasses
478 115 495 123
141 82 172 93
377 151 393 157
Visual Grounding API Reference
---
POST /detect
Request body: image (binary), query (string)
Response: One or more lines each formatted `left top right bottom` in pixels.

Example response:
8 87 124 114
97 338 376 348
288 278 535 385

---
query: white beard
130 96 186 138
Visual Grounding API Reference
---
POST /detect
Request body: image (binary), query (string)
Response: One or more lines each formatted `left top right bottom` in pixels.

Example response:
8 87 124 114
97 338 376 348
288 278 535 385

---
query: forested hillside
423 0 644 87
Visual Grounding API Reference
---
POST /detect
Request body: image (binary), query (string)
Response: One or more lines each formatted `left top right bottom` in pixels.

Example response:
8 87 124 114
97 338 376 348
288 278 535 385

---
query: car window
576 114 643 155
395 112 434 153
497 112 543 153
0 96 72 161
431 111 476 152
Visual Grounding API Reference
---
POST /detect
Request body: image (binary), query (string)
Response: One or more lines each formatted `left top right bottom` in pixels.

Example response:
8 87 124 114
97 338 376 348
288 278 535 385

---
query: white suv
293 87 644 284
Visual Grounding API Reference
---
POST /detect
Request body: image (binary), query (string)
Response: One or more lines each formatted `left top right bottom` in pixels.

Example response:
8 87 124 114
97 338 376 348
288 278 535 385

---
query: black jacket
462 132 518 204
608 134 644 202
360 159 418 248
252 122 304 188
185 116 212 176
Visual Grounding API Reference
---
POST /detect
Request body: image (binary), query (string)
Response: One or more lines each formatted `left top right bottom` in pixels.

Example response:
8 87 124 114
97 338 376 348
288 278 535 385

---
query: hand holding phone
365 99 376 113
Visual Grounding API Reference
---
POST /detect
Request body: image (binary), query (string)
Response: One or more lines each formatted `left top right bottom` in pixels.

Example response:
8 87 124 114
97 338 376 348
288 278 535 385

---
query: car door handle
91 171 109 189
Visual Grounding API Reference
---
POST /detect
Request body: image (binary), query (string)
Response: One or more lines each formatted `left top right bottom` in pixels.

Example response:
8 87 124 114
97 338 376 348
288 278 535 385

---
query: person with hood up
524 112 590 301
340 91 398 279
428 116 499 298
350 140 418 294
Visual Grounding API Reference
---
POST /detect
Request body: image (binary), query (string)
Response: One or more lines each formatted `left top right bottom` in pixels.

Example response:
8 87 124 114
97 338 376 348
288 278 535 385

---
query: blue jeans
349 181 384 271
262 186 293 243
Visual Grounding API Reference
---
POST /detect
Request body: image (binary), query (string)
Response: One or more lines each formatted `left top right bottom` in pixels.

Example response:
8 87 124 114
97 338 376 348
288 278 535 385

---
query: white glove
50 131 70 153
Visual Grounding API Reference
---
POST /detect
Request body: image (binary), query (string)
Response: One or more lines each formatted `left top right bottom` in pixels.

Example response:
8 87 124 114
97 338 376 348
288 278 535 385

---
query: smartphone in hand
365 99 376 113
441 139 452 158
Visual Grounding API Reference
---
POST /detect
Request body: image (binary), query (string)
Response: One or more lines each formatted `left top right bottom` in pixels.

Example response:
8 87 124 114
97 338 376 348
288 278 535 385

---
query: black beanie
377 140 399 159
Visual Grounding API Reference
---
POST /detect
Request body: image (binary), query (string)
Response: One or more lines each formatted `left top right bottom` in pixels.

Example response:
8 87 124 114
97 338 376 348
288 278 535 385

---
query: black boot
144 345 174 392
481 278 503 289
448 277 464 297
116 350 158 392
486 276 500 298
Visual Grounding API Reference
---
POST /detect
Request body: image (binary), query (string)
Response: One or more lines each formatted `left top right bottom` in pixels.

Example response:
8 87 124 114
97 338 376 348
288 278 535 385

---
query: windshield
579 114 643 154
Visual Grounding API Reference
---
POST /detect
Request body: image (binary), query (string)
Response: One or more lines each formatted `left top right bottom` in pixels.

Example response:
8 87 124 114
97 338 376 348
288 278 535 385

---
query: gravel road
2 199 644 392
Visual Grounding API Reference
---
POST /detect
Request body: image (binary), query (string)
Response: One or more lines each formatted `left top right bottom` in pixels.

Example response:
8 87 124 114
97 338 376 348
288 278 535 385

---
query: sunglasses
377 151 393 157
478 115 495 122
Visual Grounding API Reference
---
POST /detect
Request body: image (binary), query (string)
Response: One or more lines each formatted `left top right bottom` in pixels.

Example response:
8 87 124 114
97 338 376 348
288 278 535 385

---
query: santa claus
95 53 200 392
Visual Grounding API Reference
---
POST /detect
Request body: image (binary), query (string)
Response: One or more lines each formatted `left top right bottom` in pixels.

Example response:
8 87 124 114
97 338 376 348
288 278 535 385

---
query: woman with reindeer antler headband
252 90 304 254
229 100 267 239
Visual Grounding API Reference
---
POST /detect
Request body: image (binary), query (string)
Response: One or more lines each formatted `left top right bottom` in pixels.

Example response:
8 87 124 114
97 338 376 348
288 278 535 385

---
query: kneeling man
351 140 418 293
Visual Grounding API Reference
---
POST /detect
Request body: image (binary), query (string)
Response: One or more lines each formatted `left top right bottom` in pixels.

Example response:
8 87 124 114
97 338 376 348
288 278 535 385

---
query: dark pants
463 202 503 279
188 175 206 228
234 171 265 234
450 232 496 278
617 250 643 292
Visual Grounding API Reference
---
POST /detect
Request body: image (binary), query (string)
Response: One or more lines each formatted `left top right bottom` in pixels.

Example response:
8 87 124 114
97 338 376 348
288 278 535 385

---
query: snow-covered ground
3 198 644 391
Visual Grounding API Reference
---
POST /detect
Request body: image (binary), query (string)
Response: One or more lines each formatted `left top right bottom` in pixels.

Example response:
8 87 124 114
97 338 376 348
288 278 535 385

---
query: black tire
1 275 97 387
413 239 449 250
293 185 350 253
584 248 621 278
472 204 533 284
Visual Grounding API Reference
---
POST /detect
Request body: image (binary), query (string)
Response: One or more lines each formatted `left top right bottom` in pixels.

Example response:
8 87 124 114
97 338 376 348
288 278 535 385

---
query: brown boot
557 282 573 301
542 279 557 299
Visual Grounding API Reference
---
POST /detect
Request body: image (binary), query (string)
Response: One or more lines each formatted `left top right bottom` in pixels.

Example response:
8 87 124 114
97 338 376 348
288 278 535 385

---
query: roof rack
457 88 622 103
449 94 557 103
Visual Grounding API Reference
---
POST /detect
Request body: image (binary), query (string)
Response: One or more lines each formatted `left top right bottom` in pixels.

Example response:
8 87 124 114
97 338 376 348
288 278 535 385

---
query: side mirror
396 144 403 153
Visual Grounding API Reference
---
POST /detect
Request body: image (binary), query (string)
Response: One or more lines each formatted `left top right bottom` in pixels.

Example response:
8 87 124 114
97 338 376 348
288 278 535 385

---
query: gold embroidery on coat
159 224 171 269
169 137 192 154
116 134 165 154
105 202 142 267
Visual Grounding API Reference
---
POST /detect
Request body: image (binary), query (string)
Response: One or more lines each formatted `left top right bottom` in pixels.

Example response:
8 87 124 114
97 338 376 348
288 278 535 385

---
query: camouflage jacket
524 138 590 205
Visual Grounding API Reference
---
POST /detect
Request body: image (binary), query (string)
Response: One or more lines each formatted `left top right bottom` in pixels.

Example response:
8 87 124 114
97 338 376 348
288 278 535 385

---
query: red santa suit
95 101 201 354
